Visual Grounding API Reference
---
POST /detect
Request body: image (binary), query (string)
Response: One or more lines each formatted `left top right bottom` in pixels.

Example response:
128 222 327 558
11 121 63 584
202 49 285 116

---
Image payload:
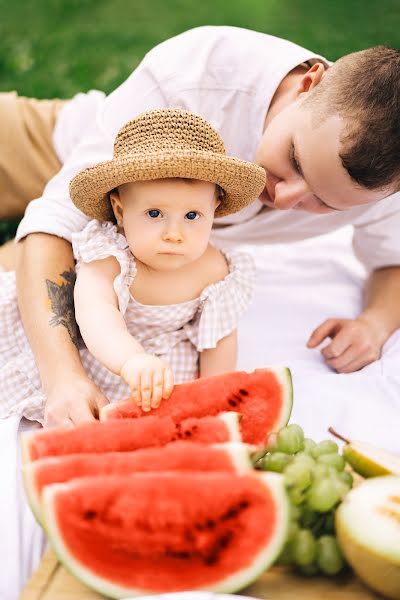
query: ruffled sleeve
72 220 137 314
185 249 256 351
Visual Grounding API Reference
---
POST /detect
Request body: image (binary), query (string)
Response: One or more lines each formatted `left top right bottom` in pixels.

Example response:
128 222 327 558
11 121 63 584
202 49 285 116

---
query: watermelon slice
23 442 252 524
101 367 293 446
42 471 289 597
21 412 241 464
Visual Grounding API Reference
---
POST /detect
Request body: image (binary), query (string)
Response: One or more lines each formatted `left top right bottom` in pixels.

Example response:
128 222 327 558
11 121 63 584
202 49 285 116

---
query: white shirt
16 25 400 271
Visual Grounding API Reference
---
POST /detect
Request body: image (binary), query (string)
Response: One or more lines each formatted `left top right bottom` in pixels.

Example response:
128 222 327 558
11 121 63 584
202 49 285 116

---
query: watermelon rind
22 462 44 526
41 472 289 598
217 411 242 443
267 367 293 432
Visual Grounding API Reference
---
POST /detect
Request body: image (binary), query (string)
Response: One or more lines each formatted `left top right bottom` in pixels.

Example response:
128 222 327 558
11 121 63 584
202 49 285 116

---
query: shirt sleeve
16 59 169 243
352 192 400 271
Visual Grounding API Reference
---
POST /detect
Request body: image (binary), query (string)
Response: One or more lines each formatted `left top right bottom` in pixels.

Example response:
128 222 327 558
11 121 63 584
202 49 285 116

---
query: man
2 26 400 427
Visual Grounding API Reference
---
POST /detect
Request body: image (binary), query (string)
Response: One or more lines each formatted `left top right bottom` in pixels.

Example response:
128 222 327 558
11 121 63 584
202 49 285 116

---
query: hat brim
70 150 266 221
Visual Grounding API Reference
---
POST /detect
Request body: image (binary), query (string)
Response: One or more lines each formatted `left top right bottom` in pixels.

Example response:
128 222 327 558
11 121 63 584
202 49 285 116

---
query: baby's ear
215 185 225 209
109 188 123 224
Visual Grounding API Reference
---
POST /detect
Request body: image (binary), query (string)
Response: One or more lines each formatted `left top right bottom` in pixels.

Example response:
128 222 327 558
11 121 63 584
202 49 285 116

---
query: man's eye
185 211 199 220
147 209 161 218
289 144 301 175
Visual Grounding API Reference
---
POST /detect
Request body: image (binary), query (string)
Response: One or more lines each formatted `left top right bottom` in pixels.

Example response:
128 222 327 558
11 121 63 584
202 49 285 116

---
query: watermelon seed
239 389 249 396
84 510 97 520
228 399 238 407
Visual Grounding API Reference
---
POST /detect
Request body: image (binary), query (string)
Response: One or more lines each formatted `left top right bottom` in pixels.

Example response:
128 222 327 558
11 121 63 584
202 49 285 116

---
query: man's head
256 46 400 213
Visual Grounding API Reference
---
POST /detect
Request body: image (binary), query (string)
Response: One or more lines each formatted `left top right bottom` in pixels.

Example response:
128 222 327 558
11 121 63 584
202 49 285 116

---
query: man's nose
273 180 309 210
162 220 184 243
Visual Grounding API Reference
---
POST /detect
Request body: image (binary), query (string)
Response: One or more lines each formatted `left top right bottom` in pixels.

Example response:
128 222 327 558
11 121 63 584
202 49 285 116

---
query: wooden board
20 549 383 600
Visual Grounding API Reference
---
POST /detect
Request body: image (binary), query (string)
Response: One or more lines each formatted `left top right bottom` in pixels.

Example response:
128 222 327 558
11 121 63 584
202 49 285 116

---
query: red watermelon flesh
23 441 252 524
101 367 293 446
21 413 241 464
42 471 289 597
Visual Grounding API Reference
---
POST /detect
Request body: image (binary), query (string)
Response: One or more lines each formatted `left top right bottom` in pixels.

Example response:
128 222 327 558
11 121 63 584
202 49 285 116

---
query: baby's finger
128 371 142 406
162 368 174 399
140 370 153 412
151 370 164 409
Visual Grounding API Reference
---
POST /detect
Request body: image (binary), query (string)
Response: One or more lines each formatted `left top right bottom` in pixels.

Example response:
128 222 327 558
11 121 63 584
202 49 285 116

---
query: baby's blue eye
147 209 161 218
185 211 199 220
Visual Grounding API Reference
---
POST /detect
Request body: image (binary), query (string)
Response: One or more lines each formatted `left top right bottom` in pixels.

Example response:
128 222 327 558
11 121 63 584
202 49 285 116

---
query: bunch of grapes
256 424 351 576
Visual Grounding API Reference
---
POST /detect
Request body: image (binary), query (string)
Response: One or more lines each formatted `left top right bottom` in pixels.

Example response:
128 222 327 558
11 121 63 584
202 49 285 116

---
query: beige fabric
0 92 66 220
70 109 266 221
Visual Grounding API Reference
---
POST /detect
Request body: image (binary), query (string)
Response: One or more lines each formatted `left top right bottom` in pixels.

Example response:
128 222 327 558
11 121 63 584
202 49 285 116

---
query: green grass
0 0 399 243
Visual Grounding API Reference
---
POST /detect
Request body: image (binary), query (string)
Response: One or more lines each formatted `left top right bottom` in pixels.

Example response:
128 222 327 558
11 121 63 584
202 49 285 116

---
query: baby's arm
74 257 173 410
199 330 238 377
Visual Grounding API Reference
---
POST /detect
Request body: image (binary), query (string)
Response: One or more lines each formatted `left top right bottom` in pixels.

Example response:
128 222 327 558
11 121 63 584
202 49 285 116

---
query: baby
0 109 265 420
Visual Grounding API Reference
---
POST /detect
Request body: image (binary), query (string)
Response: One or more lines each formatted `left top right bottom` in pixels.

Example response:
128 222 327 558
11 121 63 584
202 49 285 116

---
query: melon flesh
21 412 241 464
42 471 289 598
23 441 252 523
101 368 292 446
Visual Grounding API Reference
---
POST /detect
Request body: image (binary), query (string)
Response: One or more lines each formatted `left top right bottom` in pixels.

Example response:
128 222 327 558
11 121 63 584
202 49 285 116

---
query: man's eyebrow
291 142 341 211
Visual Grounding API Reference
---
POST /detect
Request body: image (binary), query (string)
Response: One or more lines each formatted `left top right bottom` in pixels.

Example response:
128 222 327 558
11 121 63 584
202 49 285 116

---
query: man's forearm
16 233 86 393
361 266 400 339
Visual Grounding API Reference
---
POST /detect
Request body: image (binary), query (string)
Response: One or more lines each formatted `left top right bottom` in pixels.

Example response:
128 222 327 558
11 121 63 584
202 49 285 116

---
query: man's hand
44 375 109 427
120 354 174 412
307 315 389 373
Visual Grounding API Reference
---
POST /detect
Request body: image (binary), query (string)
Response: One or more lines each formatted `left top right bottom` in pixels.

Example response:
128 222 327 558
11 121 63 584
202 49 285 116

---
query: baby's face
113 178 219 271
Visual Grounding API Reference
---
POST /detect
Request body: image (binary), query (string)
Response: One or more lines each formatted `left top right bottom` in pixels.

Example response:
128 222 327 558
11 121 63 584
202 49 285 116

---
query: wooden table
20 549 383 600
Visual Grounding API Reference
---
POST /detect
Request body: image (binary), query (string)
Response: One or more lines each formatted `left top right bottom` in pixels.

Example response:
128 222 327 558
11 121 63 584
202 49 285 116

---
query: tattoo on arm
46 269 80 349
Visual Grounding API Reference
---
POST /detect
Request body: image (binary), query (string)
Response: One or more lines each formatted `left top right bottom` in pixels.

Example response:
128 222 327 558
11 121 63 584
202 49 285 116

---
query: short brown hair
303 46 400 191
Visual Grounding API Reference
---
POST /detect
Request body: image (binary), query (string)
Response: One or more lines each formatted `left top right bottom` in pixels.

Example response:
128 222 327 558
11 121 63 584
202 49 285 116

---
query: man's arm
307 266 400 373
16 233 109 426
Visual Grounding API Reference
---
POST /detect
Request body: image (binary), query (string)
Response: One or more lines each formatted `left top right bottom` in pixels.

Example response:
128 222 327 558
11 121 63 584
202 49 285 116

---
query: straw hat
70 109 266 220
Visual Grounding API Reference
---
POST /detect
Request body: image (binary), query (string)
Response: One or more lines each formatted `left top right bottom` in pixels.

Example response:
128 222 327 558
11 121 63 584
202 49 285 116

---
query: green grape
288 486 307 506
294 452 316 470
329 473 351 500
316 535 345 575
261 452 293 473
323 511 335 535
338 470 353 488
311 440 339 459
317 453 345 472
289 503 301 522
276 424 305 454
287 520 300 542
292 529 317 566
300 505 319 528
312 463 330 480
284 461 313 491
299 563 319 576
307 477 341 512
303 438 317 454
276 541 294 566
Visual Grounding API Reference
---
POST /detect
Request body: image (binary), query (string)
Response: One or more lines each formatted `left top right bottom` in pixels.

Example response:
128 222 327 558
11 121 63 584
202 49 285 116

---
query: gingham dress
0 220 255 423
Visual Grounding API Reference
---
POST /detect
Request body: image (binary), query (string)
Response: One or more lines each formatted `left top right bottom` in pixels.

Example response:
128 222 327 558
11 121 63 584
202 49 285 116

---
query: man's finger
307 319 340 348
321 329 352 360
70 401 97 426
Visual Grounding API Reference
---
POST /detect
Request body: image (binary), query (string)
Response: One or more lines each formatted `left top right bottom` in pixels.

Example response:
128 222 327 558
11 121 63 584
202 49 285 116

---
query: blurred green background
1 0 399 243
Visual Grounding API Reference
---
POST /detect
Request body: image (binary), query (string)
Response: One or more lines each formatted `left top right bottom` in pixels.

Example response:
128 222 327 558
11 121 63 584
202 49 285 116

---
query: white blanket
1 226 399 600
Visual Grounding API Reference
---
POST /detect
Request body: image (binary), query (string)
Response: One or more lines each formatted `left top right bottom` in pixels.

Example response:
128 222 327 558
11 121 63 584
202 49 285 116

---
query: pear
336 476 400 600
328 428 400 478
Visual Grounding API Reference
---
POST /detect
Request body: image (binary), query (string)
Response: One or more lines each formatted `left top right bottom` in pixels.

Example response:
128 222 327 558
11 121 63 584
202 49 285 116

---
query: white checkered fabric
0 220 255 423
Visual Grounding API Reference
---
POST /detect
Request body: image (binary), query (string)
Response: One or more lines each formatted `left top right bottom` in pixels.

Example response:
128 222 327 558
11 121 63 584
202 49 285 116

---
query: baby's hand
307 316 387 373
120 354 174 411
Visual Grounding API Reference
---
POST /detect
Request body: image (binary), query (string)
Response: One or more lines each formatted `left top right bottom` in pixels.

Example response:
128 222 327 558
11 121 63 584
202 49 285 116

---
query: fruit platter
20 368 400 600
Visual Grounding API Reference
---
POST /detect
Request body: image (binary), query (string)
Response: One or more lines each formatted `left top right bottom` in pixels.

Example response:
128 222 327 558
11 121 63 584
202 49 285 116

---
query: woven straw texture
70 109 266 220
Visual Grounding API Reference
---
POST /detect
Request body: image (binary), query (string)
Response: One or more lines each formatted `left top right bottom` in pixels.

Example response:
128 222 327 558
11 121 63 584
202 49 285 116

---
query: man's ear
109 188 123 225
295 62 326 98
